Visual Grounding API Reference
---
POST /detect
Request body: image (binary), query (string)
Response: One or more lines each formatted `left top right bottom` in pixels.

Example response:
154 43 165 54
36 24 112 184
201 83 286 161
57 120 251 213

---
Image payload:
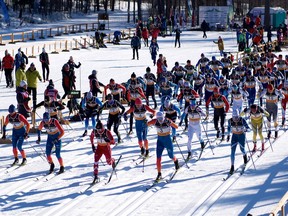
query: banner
199 6 229 28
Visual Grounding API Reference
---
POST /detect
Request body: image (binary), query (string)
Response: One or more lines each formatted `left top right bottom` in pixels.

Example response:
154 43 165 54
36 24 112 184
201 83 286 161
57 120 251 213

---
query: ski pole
174 139 189 169
28 139 46 161
201 120 215 155
142 158 145 173
263 120 274 152
245 134 256 170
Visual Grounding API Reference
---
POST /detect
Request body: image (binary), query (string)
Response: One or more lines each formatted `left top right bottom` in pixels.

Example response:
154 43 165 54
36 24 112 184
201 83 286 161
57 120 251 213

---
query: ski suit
227 117 250 165
38 118 64 167
147 118 178 173
3 113 30 160
90 129 115 176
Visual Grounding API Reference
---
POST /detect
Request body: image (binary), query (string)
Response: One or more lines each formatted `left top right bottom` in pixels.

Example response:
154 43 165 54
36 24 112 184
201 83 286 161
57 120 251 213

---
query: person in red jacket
1 50 14 88
90 120 116 183
206 87 230 141
142 27 149 47
156 54 167 81
151 26 160 40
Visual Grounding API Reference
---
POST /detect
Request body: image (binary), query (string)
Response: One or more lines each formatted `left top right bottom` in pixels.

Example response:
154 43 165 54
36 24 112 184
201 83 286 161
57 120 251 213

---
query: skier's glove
123 113 128 121
24 132 29 139
104 137 110 143
92 145 96 153
226 135 230 142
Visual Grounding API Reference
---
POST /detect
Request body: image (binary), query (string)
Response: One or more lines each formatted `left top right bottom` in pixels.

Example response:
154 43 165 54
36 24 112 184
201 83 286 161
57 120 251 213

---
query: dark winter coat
131 36 141 49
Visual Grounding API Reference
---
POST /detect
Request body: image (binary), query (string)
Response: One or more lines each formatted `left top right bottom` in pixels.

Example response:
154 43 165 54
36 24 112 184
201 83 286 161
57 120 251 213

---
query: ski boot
216 130 220 138
174 159 180 170
243 154 248 164
261 142 265 151
49 163 55 174
145 149 149 157
172 136 176 142
112 160 116 169
229 165 234 175
92 175 99 184
252 142 257 152
155 172 162 181
12 157 19 166
82 130 87 137
267 130 271 139
221 134 225 141
140 147 145 155
275 131 278 139
20 158 27 166
58 166 65 174
282 117 286 127
200 141 205 150
187 152 192 160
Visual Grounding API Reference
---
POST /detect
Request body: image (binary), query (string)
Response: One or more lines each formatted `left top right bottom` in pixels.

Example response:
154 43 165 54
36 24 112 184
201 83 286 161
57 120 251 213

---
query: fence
270 191 288 216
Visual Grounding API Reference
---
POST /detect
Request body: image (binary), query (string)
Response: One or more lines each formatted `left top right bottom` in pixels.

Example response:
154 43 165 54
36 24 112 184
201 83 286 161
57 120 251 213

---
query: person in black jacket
174 26 182 48
88 70 105 97
201 20 209 39
39 48 50 82
131 33 141 60
67 56 81 90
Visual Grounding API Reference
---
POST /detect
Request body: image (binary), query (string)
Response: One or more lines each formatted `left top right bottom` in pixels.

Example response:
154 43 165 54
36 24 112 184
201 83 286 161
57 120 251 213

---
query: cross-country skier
37 112 65 174
81 91 103 137
229 84 249 114
98 94 125 143
206 86 230 140
149 39 159 66
144 67 158 109
180 99 206 159
226 109 250 175
2 104 30 166
104 78 126 102
241 104 269 152
90 120 116 184
124 98 155 156
147 111 180 181
259 84 284 138
16 80 32 119
160 97 181 142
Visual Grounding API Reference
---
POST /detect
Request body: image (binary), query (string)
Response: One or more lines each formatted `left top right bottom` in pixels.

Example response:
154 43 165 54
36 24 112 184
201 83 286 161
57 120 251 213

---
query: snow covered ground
0 9 287 216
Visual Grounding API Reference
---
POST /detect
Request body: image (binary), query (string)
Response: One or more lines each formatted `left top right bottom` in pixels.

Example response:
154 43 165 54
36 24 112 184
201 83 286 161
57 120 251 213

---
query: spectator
213 36 225 56
142 27 149 47
2 50 14 88
131 33 141 60
174 26 182 48
15 62 26 87
201 20 208 38
14 48 28 72
26 63 42 108
39 47 50 82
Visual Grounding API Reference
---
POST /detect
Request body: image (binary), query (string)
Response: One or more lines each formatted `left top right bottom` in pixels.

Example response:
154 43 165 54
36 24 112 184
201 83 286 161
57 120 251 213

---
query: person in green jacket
238 29 246 52
26 63 42 108
15 63 27 87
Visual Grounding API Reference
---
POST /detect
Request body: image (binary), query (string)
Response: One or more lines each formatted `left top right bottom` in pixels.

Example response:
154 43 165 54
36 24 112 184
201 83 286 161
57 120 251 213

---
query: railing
270 191 288 216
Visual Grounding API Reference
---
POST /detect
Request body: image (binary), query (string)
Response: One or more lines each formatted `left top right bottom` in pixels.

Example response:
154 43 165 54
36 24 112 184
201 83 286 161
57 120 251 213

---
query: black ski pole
263 120 274 152
201 120 215 155
175 139 189 169
245 133 256 170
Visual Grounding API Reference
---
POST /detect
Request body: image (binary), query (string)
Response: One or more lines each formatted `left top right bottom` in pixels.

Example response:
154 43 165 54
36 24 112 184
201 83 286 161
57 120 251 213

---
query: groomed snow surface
0 10 287 216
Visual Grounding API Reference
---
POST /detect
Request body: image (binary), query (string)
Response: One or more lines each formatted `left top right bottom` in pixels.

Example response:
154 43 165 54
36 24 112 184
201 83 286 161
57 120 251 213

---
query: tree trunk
111 0 115 11
137 0 142 21
127 0 130 23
